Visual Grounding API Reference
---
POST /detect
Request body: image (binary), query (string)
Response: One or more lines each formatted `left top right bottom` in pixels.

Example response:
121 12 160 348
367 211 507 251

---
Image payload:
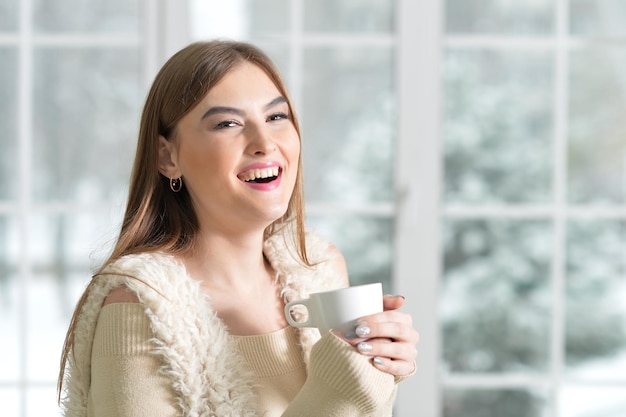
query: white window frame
394 0 442 416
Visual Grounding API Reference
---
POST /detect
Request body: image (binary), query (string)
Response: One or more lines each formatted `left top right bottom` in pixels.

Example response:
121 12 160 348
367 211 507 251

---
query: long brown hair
58 40 309 400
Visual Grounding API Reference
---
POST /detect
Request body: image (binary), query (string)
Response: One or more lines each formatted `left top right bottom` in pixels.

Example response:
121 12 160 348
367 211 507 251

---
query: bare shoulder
103 285 140 305
326 243 350 287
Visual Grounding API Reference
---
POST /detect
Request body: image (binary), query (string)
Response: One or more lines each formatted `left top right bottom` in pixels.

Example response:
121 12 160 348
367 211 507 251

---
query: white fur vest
60 228 344 417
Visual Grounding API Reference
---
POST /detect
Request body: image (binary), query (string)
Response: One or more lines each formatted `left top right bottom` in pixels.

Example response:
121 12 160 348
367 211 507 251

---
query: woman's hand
344 295 419 377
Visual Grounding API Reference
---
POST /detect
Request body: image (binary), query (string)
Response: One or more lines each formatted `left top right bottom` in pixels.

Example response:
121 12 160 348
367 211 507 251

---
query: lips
237 162 282 190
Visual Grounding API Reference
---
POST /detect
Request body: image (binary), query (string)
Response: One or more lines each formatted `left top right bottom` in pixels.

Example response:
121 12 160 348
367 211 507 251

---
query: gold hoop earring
170 177 182 193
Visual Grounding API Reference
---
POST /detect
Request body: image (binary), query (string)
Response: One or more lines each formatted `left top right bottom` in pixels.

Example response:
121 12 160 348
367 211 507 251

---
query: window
0 1 165 415
440 0 626 416
4 1 624 416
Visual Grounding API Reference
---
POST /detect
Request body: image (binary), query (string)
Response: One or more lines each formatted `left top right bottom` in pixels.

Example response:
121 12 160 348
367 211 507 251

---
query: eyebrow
201 96 289 120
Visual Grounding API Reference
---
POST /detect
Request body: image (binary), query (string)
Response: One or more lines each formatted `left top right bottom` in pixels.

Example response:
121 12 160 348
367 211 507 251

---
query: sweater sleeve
89 303 179 417
282 332 397 417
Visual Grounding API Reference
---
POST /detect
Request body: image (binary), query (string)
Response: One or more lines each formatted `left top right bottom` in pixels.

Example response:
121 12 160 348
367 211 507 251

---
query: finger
355 310 414 331
383 294 405 311
348 320 419 348
355 337 418 364
353 337 418 377
371 356 417 377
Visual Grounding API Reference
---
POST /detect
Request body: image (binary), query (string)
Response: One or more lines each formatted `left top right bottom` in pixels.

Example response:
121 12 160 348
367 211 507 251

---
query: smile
238 166 281 183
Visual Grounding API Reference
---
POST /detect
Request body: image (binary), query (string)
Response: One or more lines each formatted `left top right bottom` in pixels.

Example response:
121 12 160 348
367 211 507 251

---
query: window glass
302 46 395 204
27 386 60 417
560 386 626 417
0 389 20 416
0 0 18 31
32 0 140 33
307 215 393 293
0 48 17 200
442 220 552 373
444 50 554 204
443 388 548 417
445 0 553 35
252 42 291 85
32 48 141 203
27 212 118 381
570 0 626 37
191 0 289 40
566 220 626 378
0 217 19 381
304 0 394 33
568 48 626 205
247 0 290 36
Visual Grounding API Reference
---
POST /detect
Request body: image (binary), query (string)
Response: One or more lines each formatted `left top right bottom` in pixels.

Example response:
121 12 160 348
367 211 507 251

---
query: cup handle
284 298 313 328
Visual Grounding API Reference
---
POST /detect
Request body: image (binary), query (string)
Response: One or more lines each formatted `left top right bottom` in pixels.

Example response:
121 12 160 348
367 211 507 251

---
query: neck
179 228 288 335
181 229 271 295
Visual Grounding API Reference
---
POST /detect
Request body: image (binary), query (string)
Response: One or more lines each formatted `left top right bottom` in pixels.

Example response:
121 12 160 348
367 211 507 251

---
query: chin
268 204 289 221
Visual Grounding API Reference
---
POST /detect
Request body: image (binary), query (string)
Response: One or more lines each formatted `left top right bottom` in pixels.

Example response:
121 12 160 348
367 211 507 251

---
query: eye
267 112 289 122
213 119 241 130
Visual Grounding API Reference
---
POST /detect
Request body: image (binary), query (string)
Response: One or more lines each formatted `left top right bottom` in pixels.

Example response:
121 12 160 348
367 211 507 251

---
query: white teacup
284 283 383 334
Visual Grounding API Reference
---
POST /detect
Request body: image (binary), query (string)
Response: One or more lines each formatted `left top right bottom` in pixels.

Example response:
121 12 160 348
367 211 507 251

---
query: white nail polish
355 325 370 337
357 342 372 353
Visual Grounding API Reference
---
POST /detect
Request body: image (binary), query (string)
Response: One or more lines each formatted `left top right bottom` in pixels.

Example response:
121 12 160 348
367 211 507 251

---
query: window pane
27 271 83 381
302 47 395 204
443 388 548 417
0 47 17 200
190 0 289 40
442 220 552 373
0 389 20 416
0 216 20 381
445 0 553 35
247 0 290 36
566 220 626 378
444 50 553 204
570 0 626 37
33 0 140 33
307 215 393 293
0 0 18 31
568 48 626 205
33 48 142 203
27 386 60 417
560 386 626 417
253 42 291 84
27 212 118 380
304 0 394 33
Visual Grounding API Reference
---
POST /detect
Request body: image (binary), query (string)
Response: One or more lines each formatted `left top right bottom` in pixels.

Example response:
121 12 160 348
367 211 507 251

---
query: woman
58 40 419 417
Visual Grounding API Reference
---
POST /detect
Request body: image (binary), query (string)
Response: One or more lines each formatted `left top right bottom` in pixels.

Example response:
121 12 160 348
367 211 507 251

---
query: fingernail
357 342 373 353
344 331 357 339
395 295 405 299
373 357 384 365
355 325 371 337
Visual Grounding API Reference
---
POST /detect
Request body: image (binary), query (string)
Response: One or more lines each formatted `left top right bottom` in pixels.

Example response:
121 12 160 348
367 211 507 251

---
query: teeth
239 166 280 182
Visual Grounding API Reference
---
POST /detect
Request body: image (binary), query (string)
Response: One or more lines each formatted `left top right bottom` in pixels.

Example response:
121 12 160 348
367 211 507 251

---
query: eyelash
267 112 289 122
213 112 289 130
213 120 240 130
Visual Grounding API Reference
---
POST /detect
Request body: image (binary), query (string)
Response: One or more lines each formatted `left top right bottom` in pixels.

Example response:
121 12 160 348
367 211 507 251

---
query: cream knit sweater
60 228 399 416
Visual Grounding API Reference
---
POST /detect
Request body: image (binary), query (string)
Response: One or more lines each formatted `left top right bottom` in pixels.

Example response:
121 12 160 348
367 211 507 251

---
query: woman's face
159 62 300 234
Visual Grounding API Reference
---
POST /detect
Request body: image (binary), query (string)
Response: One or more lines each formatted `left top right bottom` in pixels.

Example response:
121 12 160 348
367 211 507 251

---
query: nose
246 123 277 156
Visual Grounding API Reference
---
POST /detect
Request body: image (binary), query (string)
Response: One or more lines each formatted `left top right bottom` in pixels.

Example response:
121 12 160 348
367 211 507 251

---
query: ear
157 136 181 178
